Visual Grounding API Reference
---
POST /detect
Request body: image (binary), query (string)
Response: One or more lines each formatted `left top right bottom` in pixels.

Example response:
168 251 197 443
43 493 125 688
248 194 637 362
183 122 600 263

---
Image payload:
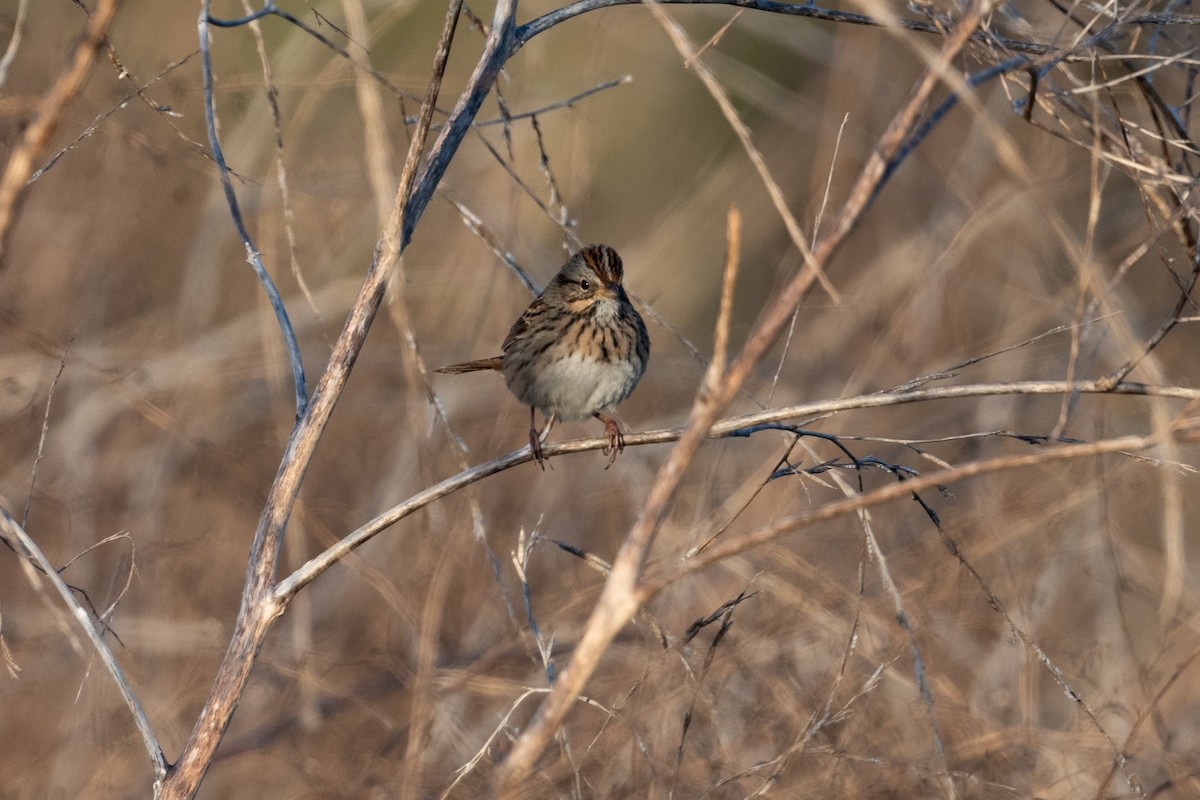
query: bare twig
513 528 556 683
0 506 167 785
274 378 1200 607
159 0 497 794
491 4 998 785
647 1 839 301
472 76 631 126
769 113 849 407
644 432 1165 591
496 186 747 790
242 0 325 337
0 0 29 86
24 338 71 529
0 0 120 263
198 2 308 418
31 52 199 184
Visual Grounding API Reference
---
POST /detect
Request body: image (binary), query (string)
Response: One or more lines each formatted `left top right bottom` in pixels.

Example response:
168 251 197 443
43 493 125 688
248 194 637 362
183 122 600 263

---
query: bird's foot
594 412 625 467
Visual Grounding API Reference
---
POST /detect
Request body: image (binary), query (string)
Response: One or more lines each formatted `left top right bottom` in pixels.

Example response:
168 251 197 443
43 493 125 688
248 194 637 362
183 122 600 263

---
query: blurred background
2 0 1200 797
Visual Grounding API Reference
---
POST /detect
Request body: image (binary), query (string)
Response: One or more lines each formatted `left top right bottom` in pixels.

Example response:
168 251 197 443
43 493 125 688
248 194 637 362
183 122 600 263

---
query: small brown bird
436 244 649 467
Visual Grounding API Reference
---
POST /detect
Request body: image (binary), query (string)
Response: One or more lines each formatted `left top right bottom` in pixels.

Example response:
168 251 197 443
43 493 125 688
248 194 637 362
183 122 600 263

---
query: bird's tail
434 356 503 374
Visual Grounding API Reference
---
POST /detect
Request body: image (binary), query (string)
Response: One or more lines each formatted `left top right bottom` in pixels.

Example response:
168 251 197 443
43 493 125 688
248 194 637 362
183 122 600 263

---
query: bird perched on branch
436 244 649 467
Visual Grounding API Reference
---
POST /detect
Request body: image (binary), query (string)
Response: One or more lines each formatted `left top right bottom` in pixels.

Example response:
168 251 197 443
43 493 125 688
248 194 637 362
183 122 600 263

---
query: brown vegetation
2 0 1200 797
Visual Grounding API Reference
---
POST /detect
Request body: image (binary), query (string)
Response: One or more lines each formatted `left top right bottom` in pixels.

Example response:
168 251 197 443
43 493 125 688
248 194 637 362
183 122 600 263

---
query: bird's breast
505 351 642 420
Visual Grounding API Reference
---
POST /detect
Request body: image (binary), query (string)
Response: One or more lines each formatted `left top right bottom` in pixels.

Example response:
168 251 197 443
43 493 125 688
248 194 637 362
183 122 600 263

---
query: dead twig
0 0 121 263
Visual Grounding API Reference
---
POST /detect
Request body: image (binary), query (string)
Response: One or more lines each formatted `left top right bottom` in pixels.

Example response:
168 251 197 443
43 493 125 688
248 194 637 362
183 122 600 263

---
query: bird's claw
596 412 624 468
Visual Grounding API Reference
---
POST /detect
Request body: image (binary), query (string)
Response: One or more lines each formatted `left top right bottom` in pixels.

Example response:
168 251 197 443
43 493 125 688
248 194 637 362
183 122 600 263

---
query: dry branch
159 0 485 794
0 0 120 263
0 506 166 784
9 0 1200 795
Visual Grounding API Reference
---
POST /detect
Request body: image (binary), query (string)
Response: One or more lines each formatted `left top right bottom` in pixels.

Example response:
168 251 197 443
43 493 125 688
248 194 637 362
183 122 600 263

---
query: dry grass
2 0 1200 797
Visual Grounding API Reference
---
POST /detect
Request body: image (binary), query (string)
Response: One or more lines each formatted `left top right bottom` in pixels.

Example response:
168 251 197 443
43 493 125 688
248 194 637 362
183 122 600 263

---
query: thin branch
159 0 493 794
513 0 1058 56
770 113 848 406
198 5 308 419
491 3 1004 784
0 0 29 86
649 3 838 301
0 0 121 263
243 0 326 338
514 528 557 684
471 76 631 126
641 431 1165 592
0 506 167 785
273 383 1200 617
31 52 200 184
437 688 550 799
24 338 71 528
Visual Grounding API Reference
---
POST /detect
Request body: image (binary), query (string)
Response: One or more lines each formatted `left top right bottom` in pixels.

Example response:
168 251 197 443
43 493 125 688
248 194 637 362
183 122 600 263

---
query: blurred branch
31 52 200 184
0 506 167 786
471 75 631 126
648 3 838 301
209 2 425 103
910 483 1147 796
24 338 70 528
514 0 1059 55
0 0 29 86
0 0 120 264
197 4 308 419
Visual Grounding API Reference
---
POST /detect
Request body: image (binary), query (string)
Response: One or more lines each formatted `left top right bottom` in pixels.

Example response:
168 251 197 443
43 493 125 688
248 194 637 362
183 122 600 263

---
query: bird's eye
579 278 591 291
